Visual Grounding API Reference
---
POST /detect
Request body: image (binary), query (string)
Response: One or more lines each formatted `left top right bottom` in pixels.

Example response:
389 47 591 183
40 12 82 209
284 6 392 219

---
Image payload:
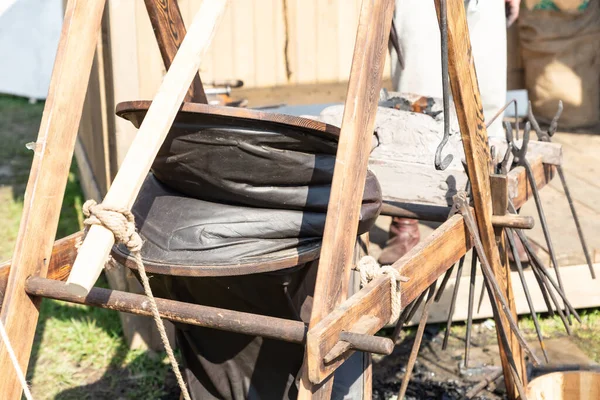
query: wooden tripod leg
298 0 394 398
433 1 527 398
143 0 207 103
0 2 106 398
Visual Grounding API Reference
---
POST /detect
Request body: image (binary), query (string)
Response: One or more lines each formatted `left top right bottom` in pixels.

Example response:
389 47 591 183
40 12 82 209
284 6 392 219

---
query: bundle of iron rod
391 99 591 399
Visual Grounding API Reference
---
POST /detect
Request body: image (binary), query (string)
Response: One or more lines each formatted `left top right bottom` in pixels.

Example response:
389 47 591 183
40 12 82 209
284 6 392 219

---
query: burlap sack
525 0 590 14
519 0 600 128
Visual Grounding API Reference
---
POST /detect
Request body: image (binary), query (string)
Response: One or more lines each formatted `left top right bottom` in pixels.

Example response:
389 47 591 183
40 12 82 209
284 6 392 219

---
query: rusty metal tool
454 192 540 366
528 102 595 279
464 249 478 367
434 0 453 170
397 283 437 400
434 263 455 303
505 227 549 363
389 18 405 70
481 268 529 400
508 200 581 325
392 290 428 342
506 203 573 334
508 121 570 319
442 255 466 350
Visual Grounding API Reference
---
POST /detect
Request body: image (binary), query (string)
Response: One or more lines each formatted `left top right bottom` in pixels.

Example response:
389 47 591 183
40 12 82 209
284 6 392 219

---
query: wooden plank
106 0 141 167
292 0 318 84
135 0 166 99
433 0 526 396
316 0 339 82
380 155 551 221
209 0 234 84
143 0 207 103
306 279 392 384
299 0 394 396
74 139 103 202
67 0 229 296
272 0 289 86
253 0 277 87
0 232 83 312
0 2 106 397
232 0 256 87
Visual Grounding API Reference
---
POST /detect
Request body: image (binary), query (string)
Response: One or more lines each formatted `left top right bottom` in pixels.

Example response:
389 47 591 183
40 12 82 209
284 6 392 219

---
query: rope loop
355 256 405 324
82 200 142 252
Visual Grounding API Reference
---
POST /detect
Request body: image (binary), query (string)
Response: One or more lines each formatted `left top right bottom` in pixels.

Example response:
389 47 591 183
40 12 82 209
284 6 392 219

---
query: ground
0 93 598 399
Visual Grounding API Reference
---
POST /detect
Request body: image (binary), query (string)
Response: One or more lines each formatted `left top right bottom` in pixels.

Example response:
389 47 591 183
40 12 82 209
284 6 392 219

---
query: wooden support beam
299 0 394 396
433 0 526 396
0 2 106 398
67 0 228 296
0 232 83 311
143 0 207 103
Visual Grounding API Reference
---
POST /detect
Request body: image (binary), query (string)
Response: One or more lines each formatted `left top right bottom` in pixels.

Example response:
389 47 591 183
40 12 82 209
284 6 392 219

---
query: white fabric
391 0 508 138
0 0 63 99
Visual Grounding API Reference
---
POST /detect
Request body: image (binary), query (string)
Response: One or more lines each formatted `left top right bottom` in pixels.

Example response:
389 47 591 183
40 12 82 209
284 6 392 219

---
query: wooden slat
299 0 394 396
0 2 106 397
433 0 526 396
232 0 256 86
135 0 166 99
316 0 339 82
306 279 392 383
143 0 207 103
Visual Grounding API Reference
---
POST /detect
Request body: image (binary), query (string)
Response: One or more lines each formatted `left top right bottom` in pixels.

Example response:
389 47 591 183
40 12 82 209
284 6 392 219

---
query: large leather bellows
113 102 381 400
115 102 382 272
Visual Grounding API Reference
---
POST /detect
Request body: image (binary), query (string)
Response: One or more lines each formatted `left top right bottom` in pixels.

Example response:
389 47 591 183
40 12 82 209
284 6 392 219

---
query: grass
0 94 177 399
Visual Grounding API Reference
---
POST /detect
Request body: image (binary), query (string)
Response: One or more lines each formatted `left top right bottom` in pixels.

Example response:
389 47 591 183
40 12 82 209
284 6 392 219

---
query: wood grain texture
299 0 394 396
0 232 83 312
0 1 106 397
115 100 341 139
490 215 534 230
306 280 391 383
143 0 207 103
433 0 526 396
67 0 228 296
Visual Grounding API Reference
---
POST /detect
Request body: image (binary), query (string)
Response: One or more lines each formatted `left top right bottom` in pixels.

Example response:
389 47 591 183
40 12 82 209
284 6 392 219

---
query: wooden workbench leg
433 1 526 399
0 2 106 398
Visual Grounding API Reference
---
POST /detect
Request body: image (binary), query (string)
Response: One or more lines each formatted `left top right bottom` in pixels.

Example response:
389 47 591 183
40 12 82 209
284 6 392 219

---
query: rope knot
82 200 143 252
355 256 408 324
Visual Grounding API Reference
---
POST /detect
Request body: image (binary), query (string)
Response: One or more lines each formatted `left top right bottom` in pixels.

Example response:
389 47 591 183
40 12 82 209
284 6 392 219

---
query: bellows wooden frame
0 1 558 399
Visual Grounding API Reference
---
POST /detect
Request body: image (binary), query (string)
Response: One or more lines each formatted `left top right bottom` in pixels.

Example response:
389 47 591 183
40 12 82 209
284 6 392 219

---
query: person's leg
378 217 420 265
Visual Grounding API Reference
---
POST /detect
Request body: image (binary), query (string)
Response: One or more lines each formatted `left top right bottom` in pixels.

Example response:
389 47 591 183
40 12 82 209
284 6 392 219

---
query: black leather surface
116 108 382 268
